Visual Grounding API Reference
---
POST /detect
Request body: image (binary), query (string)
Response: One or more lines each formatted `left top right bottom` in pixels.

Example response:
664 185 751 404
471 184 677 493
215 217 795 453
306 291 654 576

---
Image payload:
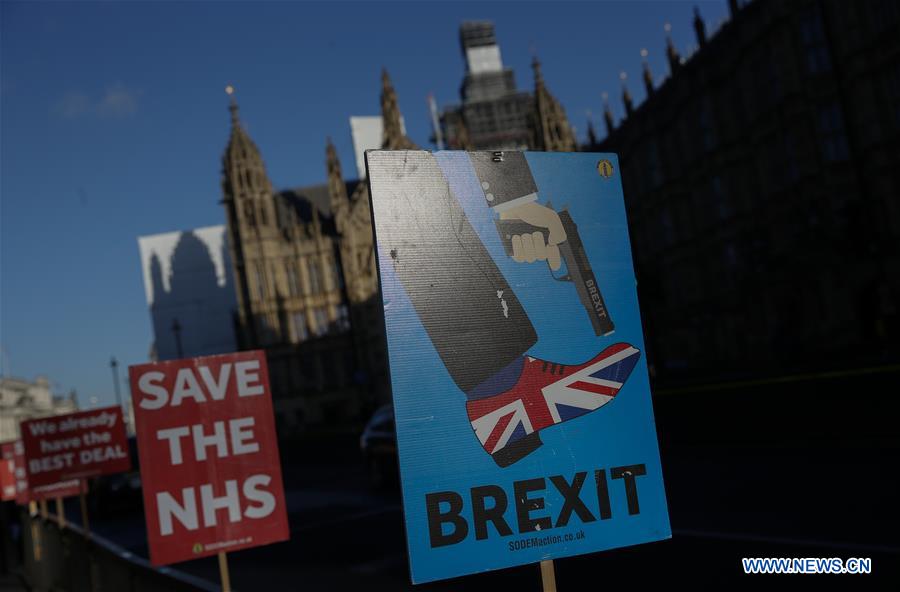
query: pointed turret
453 117 474 150
586 112 598 148
380 69 416 149
693 6 707 47
221 86 275 229
641 48 654 96
326 138 349 234
620 72 634 117
220 85 275 348
665 23 681 74
531 56 577 152
602 92 615 136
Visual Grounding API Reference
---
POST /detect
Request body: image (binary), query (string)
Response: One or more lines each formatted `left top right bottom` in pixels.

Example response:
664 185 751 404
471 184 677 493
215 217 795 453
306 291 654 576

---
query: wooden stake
56 496 66 528
218 551 232 592
540 560 557 592
79 489 90 535
31 521 42 562
28 501 37 517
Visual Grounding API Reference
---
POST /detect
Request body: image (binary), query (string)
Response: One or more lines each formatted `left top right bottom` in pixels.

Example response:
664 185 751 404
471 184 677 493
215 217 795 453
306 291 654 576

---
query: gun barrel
558 211 615 336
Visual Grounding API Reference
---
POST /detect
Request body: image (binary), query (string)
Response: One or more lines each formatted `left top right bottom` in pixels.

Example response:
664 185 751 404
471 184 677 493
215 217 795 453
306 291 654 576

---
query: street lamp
110 356 122 409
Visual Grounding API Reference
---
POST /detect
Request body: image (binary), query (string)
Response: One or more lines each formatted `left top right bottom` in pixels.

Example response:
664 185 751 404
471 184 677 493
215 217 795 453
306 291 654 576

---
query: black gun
467 150 614 337
495 211 615 337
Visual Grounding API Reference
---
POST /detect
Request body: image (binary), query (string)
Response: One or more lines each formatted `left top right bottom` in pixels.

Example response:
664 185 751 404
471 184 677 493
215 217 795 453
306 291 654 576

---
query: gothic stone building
221 40 576 431
595 0 900 381
221 71 416 432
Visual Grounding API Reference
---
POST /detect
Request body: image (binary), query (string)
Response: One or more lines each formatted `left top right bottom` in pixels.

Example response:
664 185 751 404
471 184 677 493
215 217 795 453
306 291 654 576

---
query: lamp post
110 356 122 409
172 318 184 359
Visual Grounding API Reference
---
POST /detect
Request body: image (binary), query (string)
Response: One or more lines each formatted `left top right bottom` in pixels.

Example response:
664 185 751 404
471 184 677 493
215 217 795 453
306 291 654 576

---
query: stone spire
531 56 577 152
223 86 257 172
326 138 349 233
665 23 681 74
221 85 274 228
220 85 274 349
602 92 615 136
586 111 598 148
326 138 347 202
641 48 654 96
380 69 416 149
693 6 707 47
455 118 474 150
620 72 634 117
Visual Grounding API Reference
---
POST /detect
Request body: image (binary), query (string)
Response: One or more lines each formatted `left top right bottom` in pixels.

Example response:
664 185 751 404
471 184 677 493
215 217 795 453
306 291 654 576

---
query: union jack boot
465 343 641 467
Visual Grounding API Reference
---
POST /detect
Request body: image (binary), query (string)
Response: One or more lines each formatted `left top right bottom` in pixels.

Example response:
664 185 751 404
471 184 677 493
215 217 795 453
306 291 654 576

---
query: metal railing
19 507 218 592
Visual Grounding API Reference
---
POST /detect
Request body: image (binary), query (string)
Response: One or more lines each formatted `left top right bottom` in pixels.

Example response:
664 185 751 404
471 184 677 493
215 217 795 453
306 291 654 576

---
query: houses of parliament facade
218 2 899 432
220 22 575 432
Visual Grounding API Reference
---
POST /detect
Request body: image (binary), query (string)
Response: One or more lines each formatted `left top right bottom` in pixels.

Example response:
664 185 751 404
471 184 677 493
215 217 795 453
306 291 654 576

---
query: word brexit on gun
129 350 288 566
21 406 130 487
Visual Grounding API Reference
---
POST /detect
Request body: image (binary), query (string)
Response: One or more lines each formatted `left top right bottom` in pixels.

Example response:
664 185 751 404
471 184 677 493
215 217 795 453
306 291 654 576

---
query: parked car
360 404 398 488
90 435 143 516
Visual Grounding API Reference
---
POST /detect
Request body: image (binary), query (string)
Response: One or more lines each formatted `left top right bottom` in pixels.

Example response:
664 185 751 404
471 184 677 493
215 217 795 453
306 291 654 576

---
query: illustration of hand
499 202 567 270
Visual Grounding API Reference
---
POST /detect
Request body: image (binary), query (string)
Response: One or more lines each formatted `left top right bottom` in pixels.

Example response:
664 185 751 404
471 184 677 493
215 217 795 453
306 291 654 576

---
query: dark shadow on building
148 230 238 361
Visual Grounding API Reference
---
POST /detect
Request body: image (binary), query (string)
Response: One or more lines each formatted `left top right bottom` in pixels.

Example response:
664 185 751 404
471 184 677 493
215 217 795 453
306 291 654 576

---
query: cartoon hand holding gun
499 202 567 270
469 151 615 336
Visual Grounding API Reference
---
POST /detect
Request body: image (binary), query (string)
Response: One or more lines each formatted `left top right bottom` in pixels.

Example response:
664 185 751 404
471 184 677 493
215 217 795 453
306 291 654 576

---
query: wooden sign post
218 552 232 592
540 560 557 592
55 496 66 528
20 406 129 539
79 487 90 535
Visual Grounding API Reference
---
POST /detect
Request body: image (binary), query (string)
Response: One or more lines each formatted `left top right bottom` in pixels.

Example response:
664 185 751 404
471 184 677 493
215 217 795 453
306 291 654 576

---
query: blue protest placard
367 150 670 584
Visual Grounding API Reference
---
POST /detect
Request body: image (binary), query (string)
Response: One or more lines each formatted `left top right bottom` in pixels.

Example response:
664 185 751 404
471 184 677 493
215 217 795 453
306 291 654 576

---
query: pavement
49 439 897 591
25 367 900 590
0 572 26 592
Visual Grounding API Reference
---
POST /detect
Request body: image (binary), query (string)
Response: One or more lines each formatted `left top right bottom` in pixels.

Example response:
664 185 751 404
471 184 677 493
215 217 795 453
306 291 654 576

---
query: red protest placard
9 440 85 503
20 406 130 488
129 350 289 566
1 443 15 501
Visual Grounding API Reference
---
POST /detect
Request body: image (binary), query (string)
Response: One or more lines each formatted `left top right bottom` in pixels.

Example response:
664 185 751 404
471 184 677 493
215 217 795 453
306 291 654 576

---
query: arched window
286 261 301 296
244 201 256 226
307 258 322 294
254 263 267 300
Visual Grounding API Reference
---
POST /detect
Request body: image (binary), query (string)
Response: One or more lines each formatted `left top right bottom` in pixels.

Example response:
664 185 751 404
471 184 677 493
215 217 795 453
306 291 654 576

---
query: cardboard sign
367 151 670 583
7 440 83 503
129 350 289 566
1 443 15 501
20 406 130 487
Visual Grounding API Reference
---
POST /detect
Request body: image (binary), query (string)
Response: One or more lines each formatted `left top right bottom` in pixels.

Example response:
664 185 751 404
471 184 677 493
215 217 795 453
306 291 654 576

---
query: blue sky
0 0 728 408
